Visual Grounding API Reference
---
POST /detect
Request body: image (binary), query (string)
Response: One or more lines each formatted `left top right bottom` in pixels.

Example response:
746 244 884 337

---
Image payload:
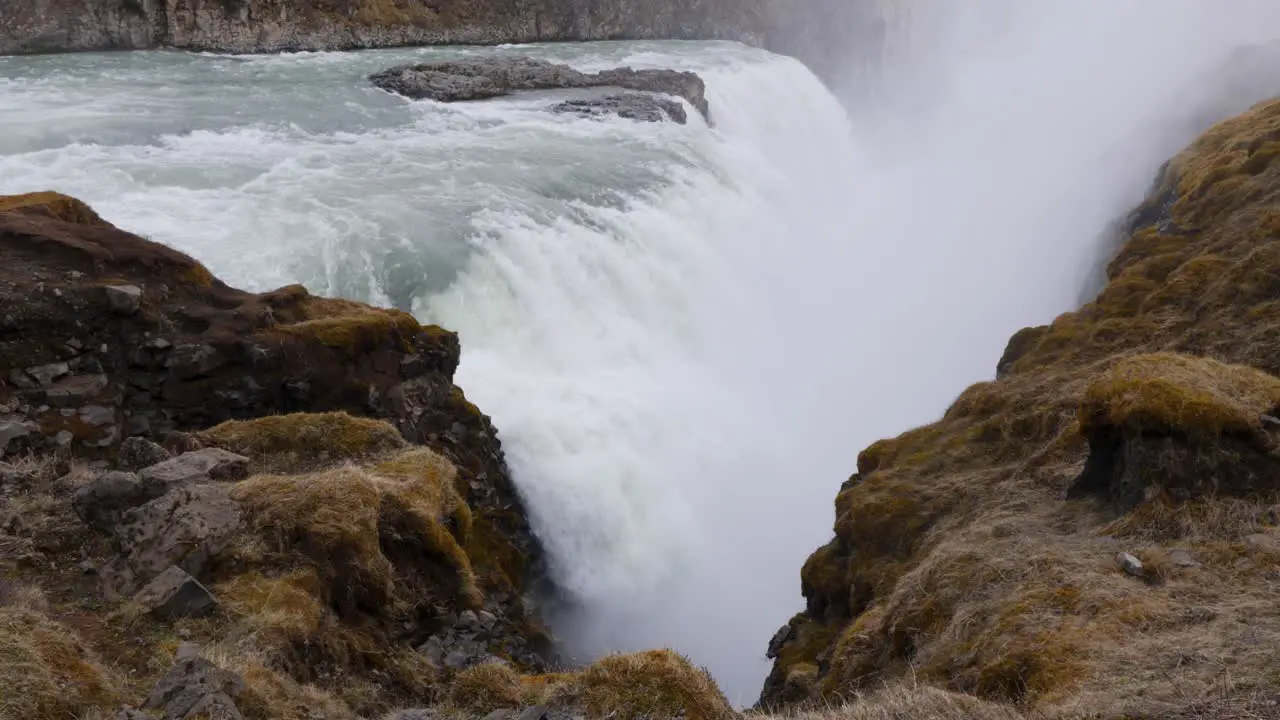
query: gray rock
184 692 242 719
80 405 117 427
384 710 445 720
766 623 792 659
73 471 151 531
478 609 498 630
0 420 33 455
1116 552 1144 577
552 93 688 124
27 361 70 387
370 57 710 121
516 706 550 720
138 448 250 494
44 374 110 406
102 484 243 597
133 565 218 620
119 436 174 472
143 652 245 720
1169 548 1200 568
104 284 143 315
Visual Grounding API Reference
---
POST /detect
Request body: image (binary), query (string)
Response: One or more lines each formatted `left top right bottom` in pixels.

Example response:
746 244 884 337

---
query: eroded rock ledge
370 57 710 124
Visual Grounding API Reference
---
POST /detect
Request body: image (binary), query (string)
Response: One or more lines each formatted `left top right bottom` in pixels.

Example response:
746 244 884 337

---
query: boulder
551 93 688 124
73 470 150 531
104 284 143 315
370 58 710 122
132 565 218 619
118 436 172 471
142 647 245 720
137 448 250 493
102 484 242 597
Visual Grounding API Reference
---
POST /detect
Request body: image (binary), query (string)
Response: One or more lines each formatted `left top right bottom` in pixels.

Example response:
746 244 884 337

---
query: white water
4 3 1280 705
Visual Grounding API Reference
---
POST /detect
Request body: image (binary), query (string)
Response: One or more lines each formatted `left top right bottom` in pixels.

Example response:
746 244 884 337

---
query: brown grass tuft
1080 353 1280 437
447 661 524 714
0 190 105 225
200 411 407 472
544 649 735 720
0 604 121 720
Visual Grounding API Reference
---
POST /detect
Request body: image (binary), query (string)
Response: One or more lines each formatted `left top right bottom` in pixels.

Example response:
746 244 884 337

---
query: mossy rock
200 411 407 472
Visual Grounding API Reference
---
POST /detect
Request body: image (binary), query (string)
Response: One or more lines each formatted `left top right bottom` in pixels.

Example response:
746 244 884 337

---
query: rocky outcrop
552 94 689 124
0 191 557 717
759 97 1280 715
0 0 767 55
370 58 709 122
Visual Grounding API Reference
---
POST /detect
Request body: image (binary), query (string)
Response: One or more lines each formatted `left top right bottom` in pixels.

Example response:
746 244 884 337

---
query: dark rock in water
370 57 710 123
552 94 688 124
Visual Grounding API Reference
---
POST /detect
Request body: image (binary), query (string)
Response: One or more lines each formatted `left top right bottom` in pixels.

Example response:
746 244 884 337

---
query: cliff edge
0 0 765 55
759 97 1280 717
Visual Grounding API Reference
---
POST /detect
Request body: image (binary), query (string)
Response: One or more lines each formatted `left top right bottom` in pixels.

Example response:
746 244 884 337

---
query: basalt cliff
0 0 894 92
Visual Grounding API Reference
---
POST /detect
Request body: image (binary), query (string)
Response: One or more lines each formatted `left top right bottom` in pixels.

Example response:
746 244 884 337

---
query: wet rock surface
551 93 689 124
370 57 710 122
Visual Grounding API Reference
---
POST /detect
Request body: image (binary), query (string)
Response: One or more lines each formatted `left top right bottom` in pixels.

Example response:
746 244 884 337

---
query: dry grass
0 602 121 720
199 411 407 472
274 291 424 352
0 190 105 225
538 649 736 720
447 661 524 714
768 682 1027 720
762 97 1280 715
1080 353 1280 437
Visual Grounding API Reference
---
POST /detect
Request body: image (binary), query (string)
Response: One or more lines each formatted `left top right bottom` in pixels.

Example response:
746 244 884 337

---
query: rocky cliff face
0 0 766 54
758 97 1280 716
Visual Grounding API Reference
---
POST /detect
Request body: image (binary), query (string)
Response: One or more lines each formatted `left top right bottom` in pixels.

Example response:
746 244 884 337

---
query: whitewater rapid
0 40 864 701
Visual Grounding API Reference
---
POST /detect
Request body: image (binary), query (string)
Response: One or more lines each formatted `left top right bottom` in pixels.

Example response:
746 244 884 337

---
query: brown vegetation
761 97 1280 717
199 411 408 472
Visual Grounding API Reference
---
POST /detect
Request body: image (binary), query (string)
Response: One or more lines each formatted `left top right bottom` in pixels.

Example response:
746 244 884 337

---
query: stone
73 470 151 531
142 652 245 720
79 405 117 427
132 565 218 619
0 420 33 455
1116 552 1144 577
766 623 792 659
104 284 143 315
119 436 173 472
138 448 250 494
384 711 445 720
1245 533 1280 554
370 58 711 121
1169 548 1200 567
516 707 550 720
478 609 498 629
103 484 243 597
44 373 110 406
552 93 688 124
27 361 70 386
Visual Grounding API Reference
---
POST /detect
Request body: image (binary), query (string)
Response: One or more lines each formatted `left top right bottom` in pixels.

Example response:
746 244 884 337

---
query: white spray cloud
480 1 1280 707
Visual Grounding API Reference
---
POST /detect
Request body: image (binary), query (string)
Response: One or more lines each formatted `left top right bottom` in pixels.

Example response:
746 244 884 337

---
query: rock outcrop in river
370 58 707 123
758 97 1280 716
